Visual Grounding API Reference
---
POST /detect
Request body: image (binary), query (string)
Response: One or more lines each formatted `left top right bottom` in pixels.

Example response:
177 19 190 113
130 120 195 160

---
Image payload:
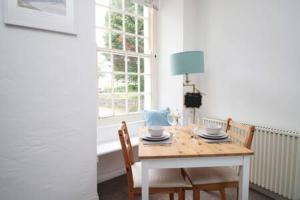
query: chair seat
184 167 239 185
132 162 191 188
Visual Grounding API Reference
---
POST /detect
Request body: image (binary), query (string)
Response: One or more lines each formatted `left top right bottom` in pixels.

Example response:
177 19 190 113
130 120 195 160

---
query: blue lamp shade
170 51 204 75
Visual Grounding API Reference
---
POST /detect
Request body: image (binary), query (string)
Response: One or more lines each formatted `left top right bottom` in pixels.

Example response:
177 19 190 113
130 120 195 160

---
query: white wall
157 0 183 113
195 0 300 131
0 1 98 200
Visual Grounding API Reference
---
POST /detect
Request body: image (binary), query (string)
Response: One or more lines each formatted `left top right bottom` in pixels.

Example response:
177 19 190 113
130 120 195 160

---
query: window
96 0 154 119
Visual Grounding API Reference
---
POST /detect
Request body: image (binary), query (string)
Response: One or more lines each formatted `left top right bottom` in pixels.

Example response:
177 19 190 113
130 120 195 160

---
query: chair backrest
118 121 135 190
225 118 255 149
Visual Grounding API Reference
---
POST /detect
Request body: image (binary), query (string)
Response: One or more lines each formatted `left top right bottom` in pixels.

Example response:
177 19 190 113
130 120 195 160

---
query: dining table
138 126 254 200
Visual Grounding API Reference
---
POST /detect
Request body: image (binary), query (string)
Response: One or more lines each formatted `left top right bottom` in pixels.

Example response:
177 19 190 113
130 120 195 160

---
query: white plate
145 131 170 138
197 130 226 136
199 133 229 140
201 131 227 137
144 132 170 139
196 130 228 139
143 132 171 141
146 132 165 138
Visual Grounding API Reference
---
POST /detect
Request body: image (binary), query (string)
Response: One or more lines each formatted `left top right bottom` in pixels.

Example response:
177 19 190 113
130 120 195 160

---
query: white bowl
205 125 222 135
148 126 164 137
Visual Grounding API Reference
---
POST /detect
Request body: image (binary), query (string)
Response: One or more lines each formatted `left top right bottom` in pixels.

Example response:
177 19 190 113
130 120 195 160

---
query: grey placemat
196 129 231 143
142 133 173 145
201 137 232 143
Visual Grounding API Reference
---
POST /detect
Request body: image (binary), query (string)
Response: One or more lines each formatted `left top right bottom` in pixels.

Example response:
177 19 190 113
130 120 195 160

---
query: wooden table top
138 126 254 159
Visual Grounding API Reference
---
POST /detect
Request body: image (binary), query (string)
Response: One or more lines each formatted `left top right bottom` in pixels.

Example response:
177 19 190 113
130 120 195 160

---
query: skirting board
98 168 126 183
250 183 289 200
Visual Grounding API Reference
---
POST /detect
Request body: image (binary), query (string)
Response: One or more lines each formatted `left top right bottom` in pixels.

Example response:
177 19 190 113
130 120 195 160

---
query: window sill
98 113 144 126
97 136 139 156
97 120 144 144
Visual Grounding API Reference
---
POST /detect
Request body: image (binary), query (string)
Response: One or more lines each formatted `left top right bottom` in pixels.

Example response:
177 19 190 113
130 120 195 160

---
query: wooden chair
183 118 255 200
118 121 191 200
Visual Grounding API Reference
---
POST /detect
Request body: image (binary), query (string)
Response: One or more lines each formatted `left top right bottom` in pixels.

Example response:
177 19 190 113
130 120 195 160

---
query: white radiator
202 118 300 200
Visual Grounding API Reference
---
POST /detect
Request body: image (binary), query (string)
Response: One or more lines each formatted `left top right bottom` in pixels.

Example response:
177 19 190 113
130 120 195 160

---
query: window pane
125 0 135 14
96 29 109 48
114 94 126 115
113 54 125 72
98 73 112 93
137 5 143 16
126 35 136 51
127 56 138 73
96 0 152 118
128 74 138 93
125 15 135 34
111 12 123 30
111 0 122 10
98 95 113 117
111 32 123 50
138 18 148 37
140 57 150 74
138 18 144 36
98 53 112 72
138 37 144 53
138 37 150 53
133 7 149 18
128 95 138 112
96 6 109 28
140 95 144 110
140 75 151 93
114 74 126 92
140 75 144 92
140 57 144 73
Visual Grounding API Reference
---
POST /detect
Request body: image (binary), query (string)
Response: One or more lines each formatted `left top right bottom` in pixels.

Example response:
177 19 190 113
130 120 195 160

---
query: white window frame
96 0 158 126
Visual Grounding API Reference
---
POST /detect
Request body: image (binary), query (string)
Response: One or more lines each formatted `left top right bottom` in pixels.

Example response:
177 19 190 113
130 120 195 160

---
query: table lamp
170 51 204 123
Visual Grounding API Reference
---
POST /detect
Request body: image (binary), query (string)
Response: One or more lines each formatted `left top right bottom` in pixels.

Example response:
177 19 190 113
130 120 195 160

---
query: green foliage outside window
138 18 144 35
125 15 135 34
97 1 150 116
112 0 122 10
125 0 135 13
111 12 123 30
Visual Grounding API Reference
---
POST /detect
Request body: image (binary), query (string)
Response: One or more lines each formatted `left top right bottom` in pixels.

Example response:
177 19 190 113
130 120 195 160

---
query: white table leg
239 156 250 200
141 161 149 200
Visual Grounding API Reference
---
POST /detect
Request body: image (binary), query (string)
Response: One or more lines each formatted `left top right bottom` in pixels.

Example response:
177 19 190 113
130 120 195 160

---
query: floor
98 175 273 200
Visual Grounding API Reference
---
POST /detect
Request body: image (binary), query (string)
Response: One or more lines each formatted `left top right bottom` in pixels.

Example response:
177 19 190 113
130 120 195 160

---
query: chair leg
178 188 185 200
193 188 200 200
169 193 174 200
129 191 134 200
219 189 226 200
236 187 239 200
181 189 185 200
